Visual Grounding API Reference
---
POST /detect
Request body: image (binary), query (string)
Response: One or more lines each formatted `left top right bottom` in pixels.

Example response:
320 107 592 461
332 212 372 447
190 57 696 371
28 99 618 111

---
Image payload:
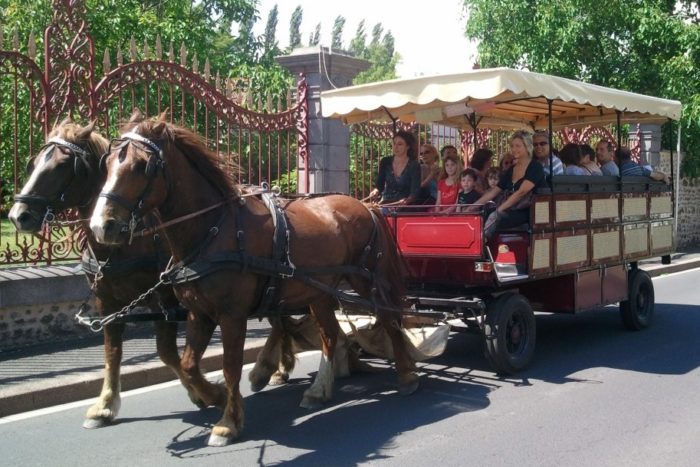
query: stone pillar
630 123 662 167
276 46 370 194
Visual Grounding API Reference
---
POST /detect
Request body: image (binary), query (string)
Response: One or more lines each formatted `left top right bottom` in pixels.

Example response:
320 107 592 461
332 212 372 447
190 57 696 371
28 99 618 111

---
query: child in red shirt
434 153 461 212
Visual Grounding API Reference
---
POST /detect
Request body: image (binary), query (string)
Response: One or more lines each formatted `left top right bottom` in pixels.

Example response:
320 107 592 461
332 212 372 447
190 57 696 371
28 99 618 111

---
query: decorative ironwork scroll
0 0 309 266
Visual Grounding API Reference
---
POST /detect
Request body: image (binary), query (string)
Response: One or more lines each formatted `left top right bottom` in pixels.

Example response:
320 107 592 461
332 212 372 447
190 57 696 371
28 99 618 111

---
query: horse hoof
269 372 289 386
398 379 419 396
207 433 233 447
190 397 208 409
82 417 111 429
299 396 323 410
250 379 268 393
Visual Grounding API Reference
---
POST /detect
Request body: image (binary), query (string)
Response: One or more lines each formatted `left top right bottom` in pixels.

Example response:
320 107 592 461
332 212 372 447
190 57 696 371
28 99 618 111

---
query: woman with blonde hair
472 131 546 239
419 143 440 203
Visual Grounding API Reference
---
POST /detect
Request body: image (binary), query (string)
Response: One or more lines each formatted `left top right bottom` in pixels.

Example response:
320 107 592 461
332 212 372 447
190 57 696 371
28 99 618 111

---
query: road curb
643 259 700 278
0 341 264 418
2 257 697 419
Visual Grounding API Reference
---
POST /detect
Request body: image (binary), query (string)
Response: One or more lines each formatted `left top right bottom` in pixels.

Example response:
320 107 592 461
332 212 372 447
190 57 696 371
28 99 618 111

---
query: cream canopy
320 68 682 130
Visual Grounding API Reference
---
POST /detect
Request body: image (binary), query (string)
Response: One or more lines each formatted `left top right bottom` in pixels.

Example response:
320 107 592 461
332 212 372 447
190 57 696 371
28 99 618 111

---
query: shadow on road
102 301 700 464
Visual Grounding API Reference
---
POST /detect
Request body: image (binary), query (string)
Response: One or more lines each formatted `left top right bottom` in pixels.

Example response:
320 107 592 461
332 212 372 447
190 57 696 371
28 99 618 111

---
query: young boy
457 168 480 211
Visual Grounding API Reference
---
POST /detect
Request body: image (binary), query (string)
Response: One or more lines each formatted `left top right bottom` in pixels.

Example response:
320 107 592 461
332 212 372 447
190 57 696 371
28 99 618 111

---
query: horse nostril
17 212 31 225
102 218 119 237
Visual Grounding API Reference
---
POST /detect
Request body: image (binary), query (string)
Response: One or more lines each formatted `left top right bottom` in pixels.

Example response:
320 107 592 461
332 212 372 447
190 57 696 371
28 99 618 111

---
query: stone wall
0 300 94 349
658 150 700 249
677 176 700 248
0 266 94 350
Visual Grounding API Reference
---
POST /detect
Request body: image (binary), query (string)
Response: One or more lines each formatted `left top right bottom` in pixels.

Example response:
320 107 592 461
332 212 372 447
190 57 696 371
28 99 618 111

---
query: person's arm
474 185 503 205
405 160 422 204
370 157 389 200
433 190 443 212
496 180 535 212
649 169 670 184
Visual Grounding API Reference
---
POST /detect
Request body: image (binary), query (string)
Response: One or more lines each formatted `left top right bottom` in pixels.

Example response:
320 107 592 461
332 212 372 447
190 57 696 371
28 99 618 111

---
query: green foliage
332 16 345 50
308 23 320 46
289 5 302 50
352 24 400 84
463 0 700 176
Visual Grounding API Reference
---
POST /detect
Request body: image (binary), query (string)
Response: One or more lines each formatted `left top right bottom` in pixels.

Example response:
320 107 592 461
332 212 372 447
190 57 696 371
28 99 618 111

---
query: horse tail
368 206 408 319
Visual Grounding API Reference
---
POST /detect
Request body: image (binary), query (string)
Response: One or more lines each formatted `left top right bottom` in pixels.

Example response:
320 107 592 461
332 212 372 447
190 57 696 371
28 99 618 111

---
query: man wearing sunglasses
533 130 563 177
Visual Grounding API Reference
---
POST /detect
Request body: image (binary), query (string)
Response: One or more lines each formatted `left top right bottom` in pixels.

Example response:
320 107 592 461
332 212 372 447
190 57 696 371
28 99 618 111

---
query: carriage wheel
483 293 536 375
619 269 654 331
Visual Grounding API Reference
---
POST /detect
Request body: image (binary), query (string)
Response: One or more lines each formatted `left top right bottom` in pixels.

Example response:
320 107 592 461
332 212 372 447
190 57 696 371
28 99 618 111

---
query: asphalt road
2 268 699 466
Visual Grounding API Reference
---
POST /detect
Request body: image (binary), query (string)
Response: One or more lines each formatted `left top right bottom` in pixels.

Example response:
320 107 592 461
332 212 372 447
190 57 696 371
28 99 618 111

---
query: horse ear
76 120 96 140
128 109 143 123
152 121 167 136
156 109 169 122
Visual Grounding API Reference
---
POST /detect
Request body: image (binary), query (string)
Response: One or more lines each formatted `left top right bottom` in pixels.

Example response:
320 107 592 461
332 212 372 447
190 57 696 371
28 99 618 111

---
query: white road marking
0 352 321 425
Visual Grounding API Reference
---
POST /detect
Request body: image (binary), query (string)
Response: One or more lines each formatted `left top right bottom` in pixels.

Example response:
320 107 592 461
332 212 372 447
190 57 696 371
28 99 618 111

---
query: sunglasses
533 142 549 147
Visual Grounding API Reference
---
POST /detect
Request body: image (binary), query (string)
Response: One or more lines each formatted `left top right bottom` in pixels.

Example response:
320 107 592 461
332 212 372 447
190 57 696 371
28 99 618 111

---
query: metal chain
75 277 166 333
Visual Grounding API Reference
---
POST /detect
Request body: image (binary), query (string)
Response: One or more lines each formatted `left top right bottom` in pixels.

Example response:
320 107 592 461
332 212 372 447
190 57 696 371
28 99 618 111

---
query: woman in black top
472 130 546 239
369 130 421 205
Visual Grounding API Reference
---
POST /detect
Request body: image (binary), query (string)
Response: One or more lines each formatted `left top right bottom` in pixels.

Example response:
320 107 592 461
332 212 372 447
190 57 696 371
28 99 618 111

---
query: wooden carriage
321 68 682 374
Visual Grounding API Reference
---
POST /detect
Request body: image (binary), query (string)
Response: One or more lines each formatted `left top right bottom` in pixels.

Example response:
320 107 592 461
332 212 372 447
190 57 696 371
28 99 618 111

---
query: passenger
533 130 564 177
559 143 588 175
471 130 546 240
418 143 440 204
456 168 481 211
434 152 461 212
369 130 422 205
579 144 603 175
485 167 500 190
596 140 620 176
469 148 495 193
618 146 670 183
440 144 459 161
498 151 514 172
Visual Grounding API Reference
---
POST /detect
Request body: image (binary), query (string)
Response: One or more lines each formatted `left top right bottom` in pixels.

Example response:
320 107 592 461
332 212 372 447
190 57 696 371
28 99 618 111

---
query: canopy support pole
381 106 398 134
548 99 554 190
616 111 622 152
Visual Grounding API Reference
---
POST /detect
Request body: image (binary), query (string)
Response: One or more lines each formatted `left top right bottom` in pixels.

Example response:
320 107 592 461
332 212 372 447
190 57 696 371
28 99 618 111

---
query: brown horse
8 120 230 427
89 116 419 446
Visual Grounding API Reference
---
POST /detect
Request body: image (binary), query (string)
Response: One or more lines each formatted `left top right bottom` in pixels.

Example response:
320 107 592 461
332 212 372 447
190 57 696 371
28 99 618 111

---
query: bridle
98 131 166 243
14 137 95 225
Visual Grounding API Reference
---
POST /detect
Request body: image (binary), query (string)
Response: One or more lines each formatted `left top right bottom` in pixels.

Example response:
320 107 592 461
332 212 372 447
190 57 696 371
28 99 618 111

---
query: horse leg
83 320 125 428
249 318 287 392
378 315 420 395
208 316 247 447
180 312 227 409
300 297 342 410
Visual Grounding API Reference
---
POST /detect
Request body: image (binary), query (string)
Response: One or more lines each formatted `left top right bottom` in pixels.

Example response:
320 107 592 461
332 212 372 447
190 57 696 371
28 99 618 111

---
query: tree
332 15 345 50
353 23 400 84
288 5 302 50
348 19 367 56
308 22 321 46
462 0 700 175
261 4 281 63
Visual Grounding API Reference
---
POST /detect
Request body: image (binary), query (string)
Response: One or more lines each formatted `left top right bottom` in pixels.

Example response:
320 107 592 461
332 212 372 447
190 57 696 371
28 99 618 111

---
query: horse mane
50 120 110 161
125 118 240 200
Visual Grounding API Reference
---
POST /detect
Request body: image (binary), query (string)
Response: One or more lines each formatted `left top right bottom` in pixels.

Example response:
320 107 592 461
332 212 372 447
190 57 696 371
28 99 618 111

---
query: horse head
89 112 177 245
9 119 108 232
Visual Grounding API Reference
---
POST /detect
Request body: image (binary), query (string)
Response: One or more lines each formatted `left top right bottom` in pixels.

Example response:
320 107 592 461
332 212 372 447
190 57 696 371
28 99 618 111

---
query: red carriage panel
395 215 483 257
